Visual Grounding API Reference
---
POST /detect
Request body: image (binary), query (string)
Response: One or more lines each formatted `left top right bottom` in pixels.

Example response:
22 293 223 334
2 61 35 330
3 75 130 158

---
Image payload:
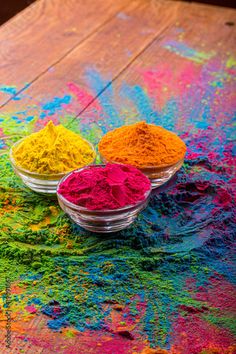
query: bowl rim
9 136 97 178
56 164 152 213
99 151 185 170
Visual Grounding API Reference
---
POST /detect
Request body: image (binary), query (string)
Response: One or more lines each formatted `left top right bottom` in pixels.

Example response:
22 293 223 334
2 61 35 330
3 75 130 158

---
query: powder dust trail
0 85 18 96
0 52 236 352
120 84 160 124
84 67 123 129
163 40 215 64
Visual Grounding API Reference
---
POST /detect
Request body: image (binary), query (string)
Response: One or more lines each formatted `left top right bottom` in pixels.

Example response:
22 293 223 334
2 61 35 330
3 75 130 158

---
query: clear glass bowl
56 166 152 233
100 154 184 189
139 158 184 188
9 138 96 194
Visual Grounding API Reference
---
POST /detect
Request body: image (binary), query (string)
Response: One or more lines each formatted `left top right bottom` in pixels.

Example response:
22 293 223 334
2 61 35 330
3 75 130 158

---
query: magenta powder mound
58 163 151 210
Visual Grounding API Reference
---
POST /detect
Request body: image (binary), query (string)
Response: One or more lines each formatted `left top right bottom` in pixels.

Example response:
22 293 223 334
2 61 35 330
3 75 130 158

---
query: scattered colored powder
226 56 236 69
0 85 17 95
12 121 95 174
163 40 215 64
98 121 186 167
58 163 151 210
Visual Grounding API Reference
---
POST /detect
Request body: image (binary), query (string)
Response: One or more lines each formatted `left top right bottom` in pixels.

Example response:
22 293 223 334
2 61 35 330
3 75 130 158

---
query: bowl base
68 211 139 233
150 172 175 188
15 170 58 194
58 197 149 233
70 216 135 233
146 159 184 189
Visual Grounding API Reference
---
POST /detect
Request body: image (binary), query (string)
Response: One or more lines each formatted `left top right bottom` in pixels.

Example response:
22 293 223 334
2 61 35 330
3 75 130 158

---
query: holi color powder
0 85 17 95
0 47 236 353
163 40 215 64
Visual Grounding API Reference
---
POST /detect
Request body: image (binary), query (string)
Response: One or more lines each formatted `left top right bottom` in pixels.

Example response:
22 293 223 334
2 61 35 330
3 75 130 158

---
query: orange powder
98 121 186 168
139 347 169 354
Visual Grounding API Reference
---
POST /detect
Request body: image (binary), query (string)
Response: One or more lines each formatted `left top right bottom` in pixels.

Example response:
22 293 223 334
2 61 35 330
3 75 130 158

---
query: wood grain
0 0 130 104
0 0 181 119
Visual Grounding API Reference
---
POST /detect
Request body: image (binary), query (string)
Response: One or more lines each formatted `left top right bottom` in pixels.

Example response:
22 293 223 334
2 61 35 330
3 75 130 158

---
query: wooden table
0 1 236 353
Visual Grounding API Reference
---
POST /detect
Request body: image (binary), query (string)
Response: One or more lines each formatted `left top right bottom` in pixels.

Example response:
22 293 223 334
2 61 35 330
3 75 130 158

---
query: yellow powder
12 121 95 174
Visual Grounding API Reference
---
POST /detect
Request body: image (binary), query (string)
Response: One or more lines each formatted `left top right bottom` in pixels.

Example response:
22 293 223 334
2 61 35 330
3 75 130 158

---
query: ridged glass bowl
56 166 152 233
100 154 184 189
9 138 96 194
139 158 184 188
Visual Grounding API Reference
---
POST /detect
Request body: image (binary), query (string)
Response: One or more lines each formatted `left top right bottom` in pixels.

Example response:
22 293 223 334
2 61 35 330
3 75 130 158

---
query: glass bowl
139 158 184 188
9 138 96 194
100 154 184 189
56 166 152 233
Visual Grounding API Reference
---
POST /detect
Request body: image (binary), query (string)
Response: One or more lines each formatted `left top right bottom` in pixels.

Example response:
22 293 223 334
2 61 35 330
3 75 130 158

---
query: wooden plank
75 1 236 139
0 0 131 105
0 0 181 127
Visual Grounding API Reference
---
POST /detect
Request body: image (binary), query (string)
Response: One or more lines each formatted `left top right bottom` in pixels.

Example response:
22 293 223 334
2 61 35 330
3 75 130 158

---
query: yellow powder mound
12 121 95 174
99 121 186 168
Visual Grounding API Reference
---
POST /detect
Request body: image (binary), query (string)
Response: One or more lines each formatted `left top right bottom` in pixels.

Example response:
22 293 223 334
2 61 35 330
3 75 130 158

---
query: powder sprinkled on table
58 163 151 210
12 121 95 174
98 121 186 167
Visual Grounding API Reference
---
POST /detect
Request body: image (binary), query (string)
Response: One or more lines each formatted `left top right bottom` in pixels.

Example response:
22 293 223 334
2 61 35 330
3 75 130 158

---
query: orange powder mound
139 348 169 354
98 121 187 168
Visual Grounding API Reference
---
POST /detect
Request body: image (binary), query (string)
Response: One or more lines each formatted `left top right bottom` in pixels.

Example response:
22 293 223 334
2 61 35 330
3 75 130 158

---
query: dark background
0 0 36 25
0 0 235 26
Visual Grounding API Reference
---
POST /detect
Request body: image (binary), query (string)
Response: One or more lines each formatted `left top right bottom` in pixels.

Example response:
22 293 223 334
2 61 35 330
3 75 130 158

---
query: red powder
172 315 234 353
58 163 151 210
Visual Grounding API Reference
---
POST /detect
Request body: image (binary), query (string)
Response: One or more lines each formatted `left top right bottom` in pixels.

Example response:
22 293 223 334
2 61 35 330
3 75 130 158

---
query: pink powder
58 163 151 210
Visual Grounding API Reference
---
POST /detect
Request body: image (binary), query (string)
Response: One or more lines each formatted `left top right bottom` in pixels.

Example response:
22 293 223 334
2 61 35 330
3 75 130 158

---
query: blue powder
0 85 17 95
85 68 121 127
121 83 160 123
40 95 72 118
